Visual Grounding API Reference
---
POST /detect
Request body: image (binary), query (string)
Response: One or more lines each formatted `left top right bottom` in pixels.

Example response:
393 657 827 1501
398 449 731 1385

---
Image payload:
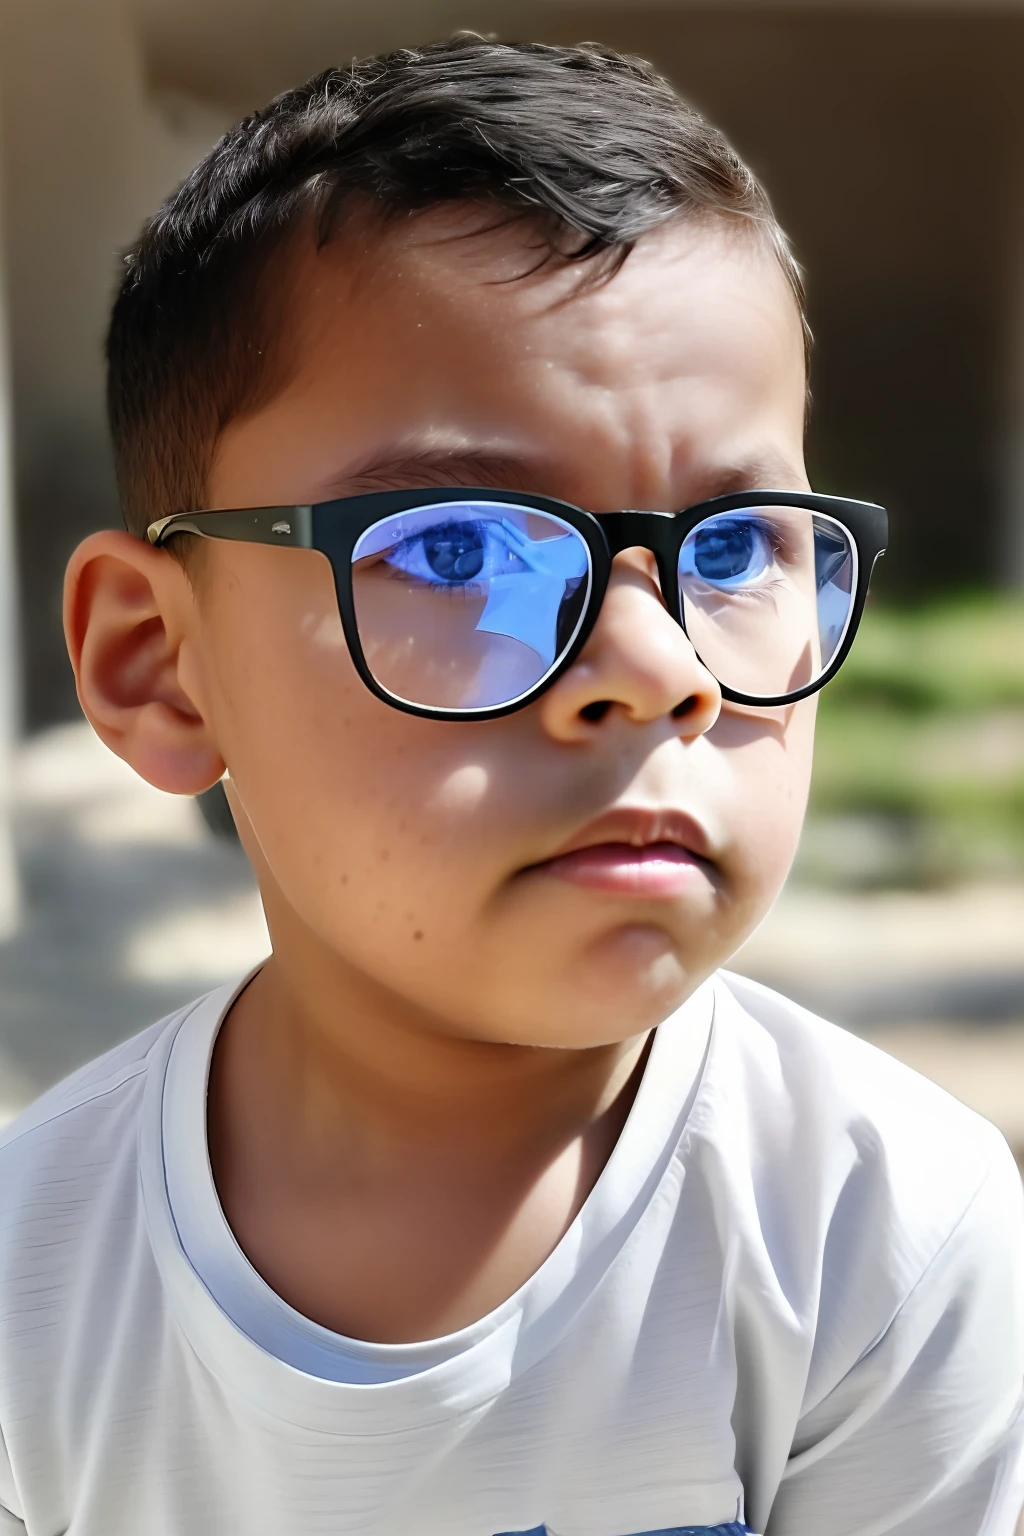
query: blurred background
0 0 1021 1158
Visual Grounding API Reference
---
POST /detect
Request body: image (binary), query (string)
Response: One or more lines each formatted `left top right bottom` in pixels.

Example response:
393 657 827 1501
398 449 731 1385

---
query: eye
383 517 528 586
686 517 775 588
421 520 485 582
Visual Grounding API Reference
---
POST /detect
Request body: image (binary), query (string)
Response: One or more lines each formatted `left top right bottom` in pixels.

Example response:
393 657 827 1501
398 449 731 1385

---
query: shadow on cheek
708 700 807 749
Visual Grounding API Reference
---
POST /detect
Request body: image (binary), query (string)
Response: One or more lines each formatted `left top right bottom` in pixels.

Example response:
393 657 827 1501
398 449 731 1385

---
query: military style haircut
107 35 808 539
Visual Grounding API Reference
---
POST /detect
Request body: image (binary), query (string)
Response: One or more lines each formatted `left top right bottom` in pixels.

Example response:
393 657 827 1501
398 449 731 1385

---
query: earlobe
63 529 226 795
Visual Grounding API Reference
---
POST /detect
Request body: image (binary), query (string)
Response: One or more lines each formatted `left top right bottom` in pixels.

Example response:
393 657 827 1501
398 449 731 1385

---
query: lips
525 808 715 897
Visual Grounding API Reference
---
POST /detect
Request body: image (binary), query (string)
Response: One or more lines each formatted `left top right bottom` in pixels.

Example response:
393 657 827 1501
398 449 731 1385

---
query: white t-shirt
0 970 1021 1536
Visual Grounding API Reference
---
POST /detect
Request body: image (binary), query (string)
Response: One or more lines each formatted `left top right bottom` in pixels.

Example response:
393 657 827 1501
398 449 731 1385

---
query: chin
519 933 705 1049
593 925 706 1008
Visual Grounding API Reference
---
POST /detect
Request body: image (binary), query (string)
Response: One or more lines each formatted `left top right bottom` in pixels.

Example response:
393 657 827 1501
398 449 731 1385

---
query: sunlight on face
427 763 492 817
199 212 813 1048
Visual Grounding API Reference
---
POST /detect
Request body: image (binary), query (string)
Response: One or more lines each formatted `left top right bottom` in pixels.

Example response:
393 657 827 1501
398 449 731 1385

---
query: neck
205 904 655 1340
214 940 650 1186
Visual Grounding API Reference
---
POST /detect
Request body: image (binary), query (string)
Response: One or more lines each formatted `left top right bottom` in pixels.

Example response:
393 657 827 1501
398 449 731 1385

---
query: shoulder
709 967 1009 1187
0 988 224 1234
698 971 1021 1382
0 1011 171 1186
0 1015 167 1152
0 989 239 1444
707 967 1015 1222
0 995 221 1517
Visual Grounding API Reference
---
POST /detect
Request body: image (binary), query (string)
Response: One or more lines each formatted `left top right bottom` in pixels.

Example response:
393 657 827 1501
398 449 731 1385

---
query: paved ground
0 725 269 1118
1 724 1022 1162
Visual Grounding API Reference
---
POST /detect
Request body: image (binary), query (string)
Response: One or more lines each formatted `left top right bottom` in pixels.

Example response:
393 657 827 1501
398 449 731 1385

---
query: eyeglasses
147 488 888 721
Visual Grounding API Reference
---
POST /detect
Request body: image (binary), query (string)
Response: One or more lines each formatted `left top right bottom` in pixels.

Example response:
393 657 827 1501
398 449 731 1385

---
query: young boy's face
76 211 812 1048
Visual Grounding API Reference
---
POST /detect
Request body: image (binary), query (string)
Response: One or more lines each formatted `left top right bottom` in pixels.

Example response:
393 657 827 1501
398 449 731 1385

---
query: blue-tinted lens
420 521 484 582
351 501 592 711
680 507 856 698
690 518 773 587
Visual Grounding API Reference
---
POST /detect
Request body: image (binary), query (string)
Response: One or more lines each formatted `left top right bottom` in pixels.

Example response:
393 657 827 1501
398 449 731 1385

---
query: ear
63 529 226 794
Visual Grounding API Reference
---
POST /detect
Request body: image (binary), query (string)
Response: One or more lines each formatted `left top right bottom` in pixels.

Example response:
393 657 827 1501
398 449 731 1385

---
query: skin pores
67 210 813 1337
78 211 814 1052
194 214 813 1049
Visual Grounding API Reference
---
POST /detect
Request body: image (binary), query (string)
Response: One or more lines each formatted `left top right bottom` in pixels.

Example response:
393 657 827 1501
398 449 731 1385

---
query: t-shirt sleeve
0 1425 25 1533
766 1136 1024 1536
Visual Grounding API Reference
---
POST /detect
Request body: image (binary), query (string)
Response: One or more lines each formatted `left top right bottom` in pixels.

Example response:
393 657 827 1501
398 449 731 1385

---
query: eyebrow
317 446 806 507
685 452 808 503
321 449 547 498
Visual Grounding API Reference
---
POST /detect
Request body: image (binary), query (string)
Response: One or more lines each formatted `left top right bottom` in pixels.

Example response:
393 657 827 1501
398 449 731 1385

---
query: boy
0 34 1021 1536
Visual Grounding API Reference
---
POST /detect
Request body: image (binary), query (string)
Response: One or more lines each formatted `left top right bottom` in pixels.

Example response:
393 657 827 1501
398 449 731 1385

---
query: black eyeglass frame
147 487 888 720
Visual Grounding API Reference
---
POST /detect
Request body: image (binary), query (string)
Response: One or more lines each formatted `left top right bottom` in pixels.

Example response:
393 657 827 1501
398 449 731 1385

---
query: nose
538 549 722 743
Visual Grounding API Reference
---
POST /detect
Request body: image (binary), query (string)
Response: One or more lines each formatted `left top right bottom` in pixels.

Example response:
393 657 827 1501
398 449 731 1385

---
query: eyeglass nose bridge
596 509 678 560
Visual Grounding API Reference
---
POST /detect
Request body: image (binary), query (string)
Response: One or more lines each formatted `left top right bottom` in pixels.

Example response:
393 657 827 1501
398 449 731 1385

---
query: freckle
340 873 349 886
413 930 424 941
381 848 390 861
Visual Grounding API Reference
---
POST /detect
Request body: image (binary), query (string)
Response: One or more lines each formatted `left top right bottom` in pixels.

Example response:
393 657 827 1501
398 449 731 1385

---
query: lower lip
536 842 708 896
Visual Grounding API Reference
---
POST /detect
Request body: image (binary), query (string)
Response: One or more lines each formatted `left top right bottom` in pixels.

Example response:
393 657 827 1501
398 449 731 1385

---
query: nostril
672 696 697 719
580 700 612 723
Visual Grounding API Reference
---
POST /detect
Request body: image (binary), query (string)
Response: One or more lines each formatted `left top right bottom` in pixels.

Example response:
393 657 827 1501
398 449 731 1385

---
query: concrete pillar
1006 200 1024 589
0 0 230 727
0 157 18 939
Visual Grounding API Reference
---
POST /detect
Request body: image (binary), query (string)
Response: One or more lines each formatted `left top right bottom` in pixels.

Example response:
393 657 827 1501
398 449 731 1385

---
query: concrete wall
0 0 229 726
1008 200 1024 587
0 120 18 936
1 0 1022 726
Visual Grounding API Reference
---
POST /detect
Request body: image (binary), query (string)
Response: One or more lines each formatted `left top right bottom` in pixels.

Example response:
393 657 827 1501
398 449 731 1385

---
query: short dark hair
107 35 807 538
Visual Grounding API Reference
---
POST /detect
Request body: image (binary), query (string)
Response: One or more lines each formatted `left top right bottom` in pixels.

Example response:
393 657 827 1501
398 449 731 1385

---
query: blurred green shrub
804 595 1024 887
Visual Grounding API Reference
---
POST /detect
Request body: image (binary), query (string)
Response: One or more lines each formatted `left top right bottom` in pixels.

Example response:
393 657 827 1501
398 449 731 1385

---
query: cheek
196 567 513 953
719 700 816 892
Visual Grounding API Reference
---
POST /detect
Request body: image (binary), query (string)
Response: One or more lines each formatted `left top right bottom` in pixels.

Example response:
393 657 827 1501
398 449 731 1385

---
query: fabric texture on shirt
0 971 1020 1536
